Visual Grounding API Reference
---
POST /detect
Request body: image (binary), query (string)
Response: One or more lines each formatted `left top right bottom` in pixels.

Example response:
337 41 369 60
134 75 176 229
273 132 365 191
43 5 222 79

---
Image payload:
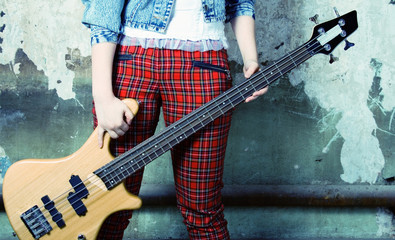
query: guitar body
3 99 142 240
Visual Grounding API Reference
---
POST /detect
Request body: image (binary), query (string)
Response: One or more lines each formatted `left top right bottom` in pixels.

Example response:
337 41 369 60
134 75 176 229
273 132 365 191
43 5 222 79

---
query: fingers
97 122 128 148
244 66 257 79
96 103 135 148
97 125 125 149
124 107 134 125
243 60 267 102
245 94 259 103
245 86 269 103
103 119 130 138
113 120 129 137
243 60 259 79
113 104 134 135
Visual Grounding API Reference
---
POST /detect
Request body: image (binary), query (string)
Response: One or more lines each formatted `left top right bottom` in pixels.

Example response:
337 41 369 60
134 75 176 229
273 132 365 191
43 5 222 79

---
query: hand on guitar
91 42 135 148
244 59 269 103
230 16 268 103
94 96 135 148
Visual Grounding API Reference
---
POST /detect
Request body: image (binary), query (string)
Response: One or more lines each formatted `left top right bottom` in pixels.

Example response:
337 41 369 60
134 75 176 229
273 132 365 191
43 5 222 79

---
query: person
81 0 267 239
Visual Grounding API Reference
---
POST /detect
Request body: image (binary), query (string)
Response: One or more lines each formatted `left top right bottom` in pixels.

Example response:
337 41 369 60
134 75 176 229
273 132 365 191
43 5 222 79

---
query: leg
159 49 233 239
93 45 161 239
172 114 232 240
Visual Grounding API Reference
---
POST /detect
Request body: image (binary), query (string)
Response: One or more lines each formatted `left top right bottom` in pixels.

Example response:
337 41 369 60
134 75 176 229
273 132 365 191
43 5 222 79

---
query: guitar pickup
67 175 89 216
41 195 66 228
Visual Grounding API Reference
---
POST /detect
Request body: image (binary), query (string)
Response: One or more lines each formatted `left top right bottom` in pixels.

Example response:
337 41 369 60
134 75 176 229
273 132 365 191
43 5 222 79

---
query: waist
119 32 228 52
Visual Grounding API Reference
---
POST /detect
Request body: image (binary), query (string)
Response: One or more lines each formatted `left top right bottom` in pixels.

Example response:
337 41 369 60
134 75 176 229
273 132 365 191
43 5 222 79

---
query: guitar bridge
21 205 52 239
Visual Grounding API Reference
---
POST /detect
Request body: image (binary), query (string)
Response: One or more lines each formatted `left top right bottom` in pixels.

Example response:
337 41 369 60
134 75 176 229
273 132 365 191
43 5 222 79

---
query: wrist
244 58 258 66
92 89 115 103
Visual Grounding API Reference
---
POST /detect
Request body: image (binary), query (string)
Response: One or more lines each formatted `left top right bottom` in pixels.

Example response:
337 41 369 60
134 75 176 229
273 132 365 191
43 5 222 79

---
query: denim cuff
226 0 255 22
90 25 119 45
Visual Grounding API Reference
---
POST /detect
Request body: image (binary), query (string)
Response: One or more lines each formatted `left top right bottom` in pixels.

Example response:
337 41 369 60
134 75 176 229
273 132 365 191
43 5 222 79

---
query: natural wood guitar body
3 99 142 240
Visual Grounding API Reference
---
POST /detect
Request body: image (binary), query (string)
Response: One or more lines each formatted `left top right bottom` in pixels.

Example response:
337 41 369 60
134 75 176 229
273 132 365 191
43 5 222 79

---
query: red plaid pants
94 45 233 240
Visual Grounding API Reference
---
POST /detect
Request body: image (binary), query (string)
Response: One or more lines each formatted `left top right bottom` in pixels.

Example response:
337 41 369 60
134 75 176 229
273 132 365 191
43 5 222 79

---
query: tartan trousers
93 45 233 240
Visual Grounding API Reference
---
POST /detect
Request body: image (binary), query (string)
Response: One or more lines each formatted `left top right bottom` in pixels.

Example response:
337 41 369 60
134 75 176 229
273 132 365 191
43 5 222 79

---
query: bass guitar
3 10 358 239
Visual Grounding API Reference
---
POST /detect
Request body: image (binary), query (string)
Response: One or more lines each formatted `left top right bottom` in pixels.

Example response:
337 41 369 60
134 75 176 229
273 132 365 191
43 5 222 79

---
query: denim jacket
81 0 255 44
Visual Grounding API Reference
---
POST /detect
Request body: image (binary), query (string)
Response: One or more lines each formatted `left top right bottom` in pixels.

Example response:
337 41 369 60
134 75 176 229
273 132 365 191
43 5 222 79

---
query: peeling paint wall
227 0 394 185
0 0 90 99
1 0 395 239
292 1 394 184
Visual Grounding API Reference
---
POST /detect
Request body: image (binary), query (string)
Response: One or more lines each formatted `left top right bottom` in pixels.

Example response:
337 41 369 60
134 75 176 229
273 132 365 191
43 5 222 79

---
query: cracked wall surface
0 0 90 99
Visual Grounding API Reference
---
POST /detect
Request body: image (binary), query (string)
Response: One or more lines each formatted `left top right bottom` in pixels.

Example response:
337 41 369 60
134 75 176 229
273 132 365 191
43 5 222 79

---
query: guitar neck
95 43 314 190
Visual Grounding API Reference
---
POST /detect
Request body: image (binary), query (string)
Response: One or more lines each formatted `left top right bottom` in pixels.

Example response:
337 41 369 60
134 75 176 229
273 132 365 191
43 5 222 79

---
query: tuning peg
344 40 355 50
333 7 340 17
309 14 319 24
329 54 339 64
333 7 355 51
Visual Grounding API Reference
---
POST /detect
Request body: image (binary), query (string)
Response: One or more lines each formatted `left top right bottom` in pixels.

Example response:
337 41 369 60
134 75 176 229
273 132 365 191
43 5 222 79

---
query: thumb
244 60 259 78
124 107 135 125
244 68 254 79
97 126 105 149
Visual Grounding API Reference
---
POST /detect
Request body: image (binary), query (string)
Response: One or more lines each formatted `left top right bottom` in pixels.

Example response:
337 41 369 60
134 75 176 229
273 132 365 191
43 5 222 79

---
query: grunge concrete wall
1 0 395 239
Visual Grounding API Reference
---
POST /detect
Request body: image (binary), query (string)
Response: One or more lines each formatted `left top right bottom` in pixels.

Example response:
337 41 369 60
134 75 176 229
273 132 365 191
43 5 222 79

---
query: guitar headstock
307 10 358 55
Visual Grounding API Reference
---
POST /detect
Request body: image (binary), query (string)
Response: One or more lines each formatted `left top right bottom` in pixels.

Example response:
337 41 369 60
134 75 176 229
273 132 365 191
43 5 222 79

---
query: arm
81 0 133 147
91 42 134 148
231 15 268 102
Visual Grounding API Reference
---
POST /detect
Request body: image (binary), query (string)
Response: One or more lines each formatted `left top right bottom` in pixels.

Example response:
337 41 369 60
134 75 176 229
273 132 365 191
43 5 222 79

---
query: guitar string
24 36 323 230
24 40 321 230
24 34 327 230
76 44 317 213
95 41 318 182
101 42 313 170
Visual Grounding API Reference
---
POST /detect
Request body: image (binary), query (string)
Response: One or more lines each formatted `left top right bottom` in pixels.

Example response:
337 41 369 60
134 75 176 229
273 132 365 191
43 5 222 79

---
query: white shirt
122 0 228 51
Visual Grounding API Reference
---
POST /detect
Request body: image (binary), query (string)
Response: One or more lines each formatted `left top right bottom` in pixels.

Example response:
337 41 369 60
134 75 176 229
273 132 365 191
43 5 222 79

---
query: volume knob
78 234 86 240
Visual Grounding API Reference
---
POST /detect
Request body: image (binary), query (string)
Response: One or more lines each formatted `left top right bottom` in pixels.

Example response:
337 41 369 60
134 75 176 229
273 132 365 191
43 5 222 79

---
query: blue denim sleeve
81 0 125 36
225 0 255 22
90 26 119 45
